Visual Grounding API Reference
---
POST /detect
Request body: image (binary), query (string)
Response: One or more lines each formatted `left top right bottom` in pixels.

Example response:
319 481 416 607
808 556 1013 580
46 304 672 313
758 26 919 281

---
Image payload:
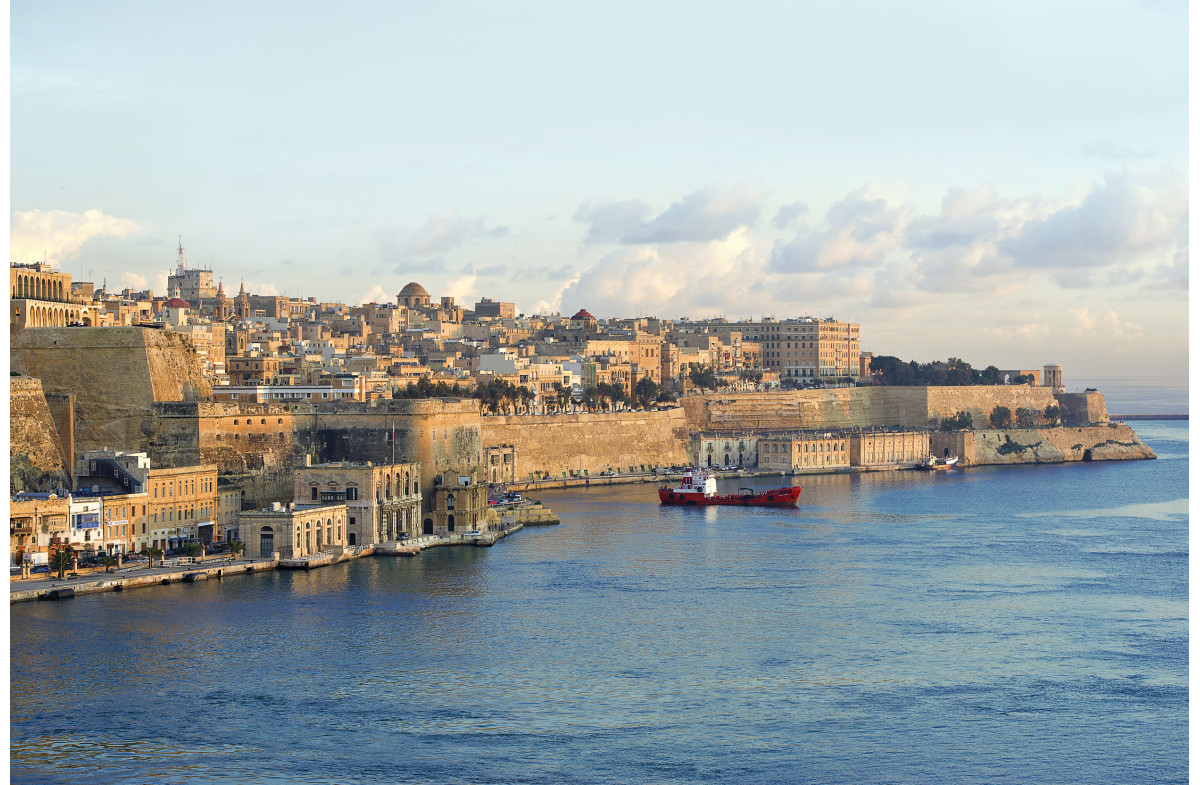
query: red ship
658 467 802 507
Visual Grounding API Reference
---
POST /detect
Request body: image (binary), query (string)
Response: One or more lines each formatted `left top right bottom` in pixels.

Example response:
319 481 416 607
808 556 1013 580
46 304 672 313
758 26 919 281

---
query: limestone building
848 431 932 468
238 502 348 559
292 461 422 546
10 262 86 329
758 433 852 471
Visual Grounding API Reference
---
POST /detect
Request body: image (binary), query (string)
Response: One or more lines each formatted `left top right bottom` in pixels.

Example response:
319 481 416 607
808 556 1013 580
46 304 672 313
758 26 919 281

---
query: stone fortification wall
1055 392 1109 426
10 377 67 472
684 386 1065 432
292 398 484 511
480 409 690 480
10 328 211 453
150 401 298 472
924 386 1057 427
930 424 1154 466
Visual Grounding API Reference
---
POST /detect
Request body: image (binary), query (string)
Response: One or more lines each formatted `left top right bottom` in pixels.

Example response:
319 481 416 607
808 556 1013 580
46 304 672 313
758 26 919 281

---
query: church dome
570 308 596 321
164 297 191 308
398 282 429 298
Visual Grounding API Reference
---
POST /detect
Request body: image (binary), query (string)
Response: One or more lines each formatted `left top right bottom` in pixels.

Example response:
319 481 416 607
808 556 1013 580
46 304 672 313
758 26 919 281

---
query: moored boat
918 455 960 471
658 467 801 507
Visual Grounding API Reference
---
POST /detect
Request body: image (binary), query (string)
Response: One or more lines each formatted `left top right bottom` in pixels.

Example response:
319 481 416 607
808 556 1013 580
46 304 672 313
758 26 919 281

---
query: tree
940 410 973 431
49 549 73 580
100 554 117 573
184 542 202 557
989 406 1013 429
140 546 163 568
688 364 719 390
1016 407 1040 428
634 377 661 409
227 540 244 561
1043 404 1061 426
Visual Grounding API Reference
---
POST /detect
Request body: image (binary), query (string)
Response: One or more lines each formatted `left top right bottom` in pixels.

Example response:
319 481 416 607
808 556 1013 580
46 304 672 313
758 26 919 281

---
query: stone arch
404 472 410 495
423 517 433 535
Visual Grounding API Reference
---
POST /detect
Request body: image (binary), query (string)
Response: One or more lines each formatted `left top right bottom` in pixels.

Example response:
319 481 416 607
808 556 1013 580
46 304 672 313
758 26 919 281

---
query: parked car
30 565 50 574
463 530 482 537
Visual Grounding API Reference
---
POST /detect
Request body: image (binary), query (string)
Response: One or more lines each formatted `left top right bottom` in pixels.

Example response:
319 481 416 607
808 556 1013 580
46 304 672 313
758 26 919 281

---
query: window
347 487 357 501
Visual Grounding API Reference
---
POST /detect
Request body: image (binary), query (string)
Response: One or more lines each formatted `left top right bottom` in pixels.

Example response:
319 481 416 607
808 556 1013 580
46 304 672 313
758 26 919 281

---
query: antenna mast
176 237 186 275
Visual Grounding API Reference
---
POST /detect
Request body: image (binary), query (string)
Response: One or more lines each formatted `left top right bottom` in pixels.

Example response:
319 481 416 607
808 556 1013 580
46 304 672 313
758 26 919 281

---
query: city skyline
10 0 1188 377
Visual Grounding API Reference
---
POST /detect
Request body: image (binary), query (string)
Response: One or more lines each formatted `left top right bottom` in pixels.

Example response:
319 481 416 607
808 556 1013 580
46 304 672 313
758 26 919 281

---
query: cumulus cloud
769 183 909 273
560 229 762 319
10 208 139 265
444 274 478 302
118 272 147 291
377 210 509 266
761 166 1186 305
358 284 391 305
772 201 809 231
575 184 764 246
1000 166 1187 272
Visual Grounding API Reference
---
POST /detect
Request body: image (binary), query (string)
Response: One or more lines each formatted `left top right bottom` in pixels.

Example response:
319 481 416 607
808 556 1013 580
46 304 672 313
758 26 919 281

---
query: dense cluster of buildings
11 252 1082 572
11 255 868 412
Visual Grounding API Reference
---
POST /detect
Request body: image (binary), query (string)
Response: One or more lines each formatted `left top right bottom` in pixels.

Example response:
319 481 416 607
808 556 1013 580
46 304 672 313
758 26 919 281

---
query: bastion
10 327 210 453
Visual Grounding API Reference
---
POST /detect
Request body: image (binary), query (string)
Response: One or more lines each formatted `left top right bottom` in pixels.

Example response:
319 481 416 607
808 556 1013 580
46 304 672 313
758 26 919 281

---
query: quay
9 512 552 604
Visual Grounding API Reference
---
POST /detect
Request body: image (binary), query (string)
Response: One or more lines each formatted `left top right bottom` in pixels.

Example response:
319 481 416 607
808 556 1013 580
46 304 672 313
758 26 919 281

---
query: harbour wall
930 423 1155 466
480 408 691 480
681 386 1087 432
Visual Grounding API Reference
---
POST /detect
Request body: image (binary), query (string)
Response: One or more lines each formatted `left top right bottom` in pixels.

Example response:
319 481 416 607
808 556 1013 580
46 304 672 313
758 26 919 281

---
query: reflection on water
10 422 1189 785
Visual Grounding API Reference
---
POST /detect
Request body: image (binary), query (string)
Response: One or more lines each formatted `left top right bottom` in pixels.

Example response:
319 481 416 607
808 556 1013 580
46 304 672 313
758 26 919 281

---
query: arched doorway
259 526 274 556
423 518 434 535
448 515 455 532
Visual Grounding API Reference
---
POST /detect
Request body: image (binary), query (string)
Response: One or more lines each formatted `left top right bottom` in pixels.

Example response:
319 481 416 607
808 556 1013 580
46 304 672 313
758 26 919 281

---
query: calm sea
10 421 1188 785
1074 376 1188 416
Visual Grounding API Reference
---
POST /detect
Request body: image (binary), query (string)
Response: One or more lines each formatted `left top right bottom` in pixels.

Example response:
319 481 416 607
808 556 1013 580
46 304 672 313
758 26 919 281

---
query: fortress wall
10 377 67 472
150 401 297 472
481 409 691 480
934 424 1154 466
292 398 484 509
924 385 1057 427
10 328 210 453
683 386 1068 432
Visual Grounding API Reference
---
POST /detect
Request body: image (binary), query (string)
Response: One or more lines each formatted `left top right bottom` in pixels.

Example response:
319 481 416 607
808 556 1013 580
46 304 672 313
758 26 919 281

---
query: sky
9 0 1189 380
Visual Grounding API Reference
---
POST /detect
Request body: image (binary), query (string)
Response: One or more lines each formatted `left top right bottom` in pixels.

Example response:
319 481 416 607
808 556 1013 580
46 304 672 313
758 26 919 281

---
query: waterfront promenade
8 521 541 603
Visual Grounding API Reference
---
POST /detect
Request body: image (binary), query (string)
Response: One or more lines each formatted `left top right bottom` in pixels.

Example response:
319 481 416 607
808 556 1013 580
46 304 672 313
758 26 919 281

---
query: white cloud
118 271 148 291
379 211 509 264
444 273 477 302
575 184 764 246
358 284 391 305
10 208 139 266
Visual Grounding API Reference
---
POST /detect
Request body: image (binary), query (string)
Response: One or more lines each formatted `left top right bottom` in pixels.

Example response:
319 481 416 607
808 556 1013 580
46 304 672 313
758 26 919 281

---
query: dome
570 308 596 321
164 297 191 308
398 282 429 298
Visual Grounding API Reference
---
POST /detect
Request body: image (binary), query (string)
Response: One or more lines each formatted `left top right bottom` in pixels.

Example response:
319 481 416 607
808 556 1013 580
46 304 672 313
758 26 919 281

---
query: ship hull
658 486 802 507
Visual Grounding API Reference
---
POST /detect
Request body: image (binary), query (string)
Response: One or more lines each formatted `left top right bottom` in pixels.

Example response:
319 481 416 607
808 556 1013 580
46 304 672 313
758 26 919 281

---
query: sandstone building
293 461 421 545
238 502 348 559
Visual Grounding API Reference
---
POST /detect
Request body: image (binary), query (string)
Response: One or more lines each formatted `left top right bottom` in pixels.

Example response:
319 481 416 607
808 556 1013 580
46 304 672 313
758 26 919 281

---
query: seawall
481 408 691 480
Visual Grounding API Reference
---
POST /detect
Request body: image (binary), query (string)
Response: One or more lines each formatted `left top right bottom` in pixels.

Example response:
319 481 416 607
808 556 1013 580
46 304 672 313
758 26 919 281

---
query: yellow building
10 262 85 329
848 431 931 468
145 464 219 550
238 502 349 559
758 433 851 471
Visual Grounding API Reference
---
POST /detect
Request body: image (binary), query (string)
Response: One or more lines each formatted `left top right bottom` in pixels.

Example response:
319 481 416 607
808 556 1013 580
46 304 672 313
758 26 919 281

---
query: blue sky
10 0 1189 379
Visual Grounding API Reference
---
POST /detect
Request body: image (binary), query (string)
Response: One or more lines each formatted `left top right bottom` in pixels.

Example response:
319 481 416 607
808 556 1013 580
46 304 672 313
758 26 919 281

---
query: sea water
10 421 1188 784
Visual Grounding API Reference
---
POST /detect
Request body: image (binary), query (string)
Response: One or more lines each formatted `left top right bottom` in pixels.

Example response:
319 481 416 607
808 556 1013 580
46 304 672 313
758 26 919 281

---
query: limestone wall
481 409 691 480
10 377 67 472
10 328 211 452
684 386 1065 432
931 424 1154 466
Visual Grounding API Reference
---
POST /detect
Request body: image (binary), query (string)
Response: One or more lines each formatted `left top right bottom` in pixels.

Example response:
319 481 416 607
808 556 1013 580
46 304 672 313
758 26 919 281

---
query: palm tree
49 549 73 580
227 539 244 561
100 554 117 573
140 546 163 568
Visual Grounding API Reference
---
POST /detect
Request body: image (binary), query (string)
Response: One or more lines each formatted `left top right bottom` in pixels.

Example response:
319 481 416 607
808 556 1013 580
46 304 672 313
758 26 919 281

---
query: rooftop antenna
176 237 186 275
